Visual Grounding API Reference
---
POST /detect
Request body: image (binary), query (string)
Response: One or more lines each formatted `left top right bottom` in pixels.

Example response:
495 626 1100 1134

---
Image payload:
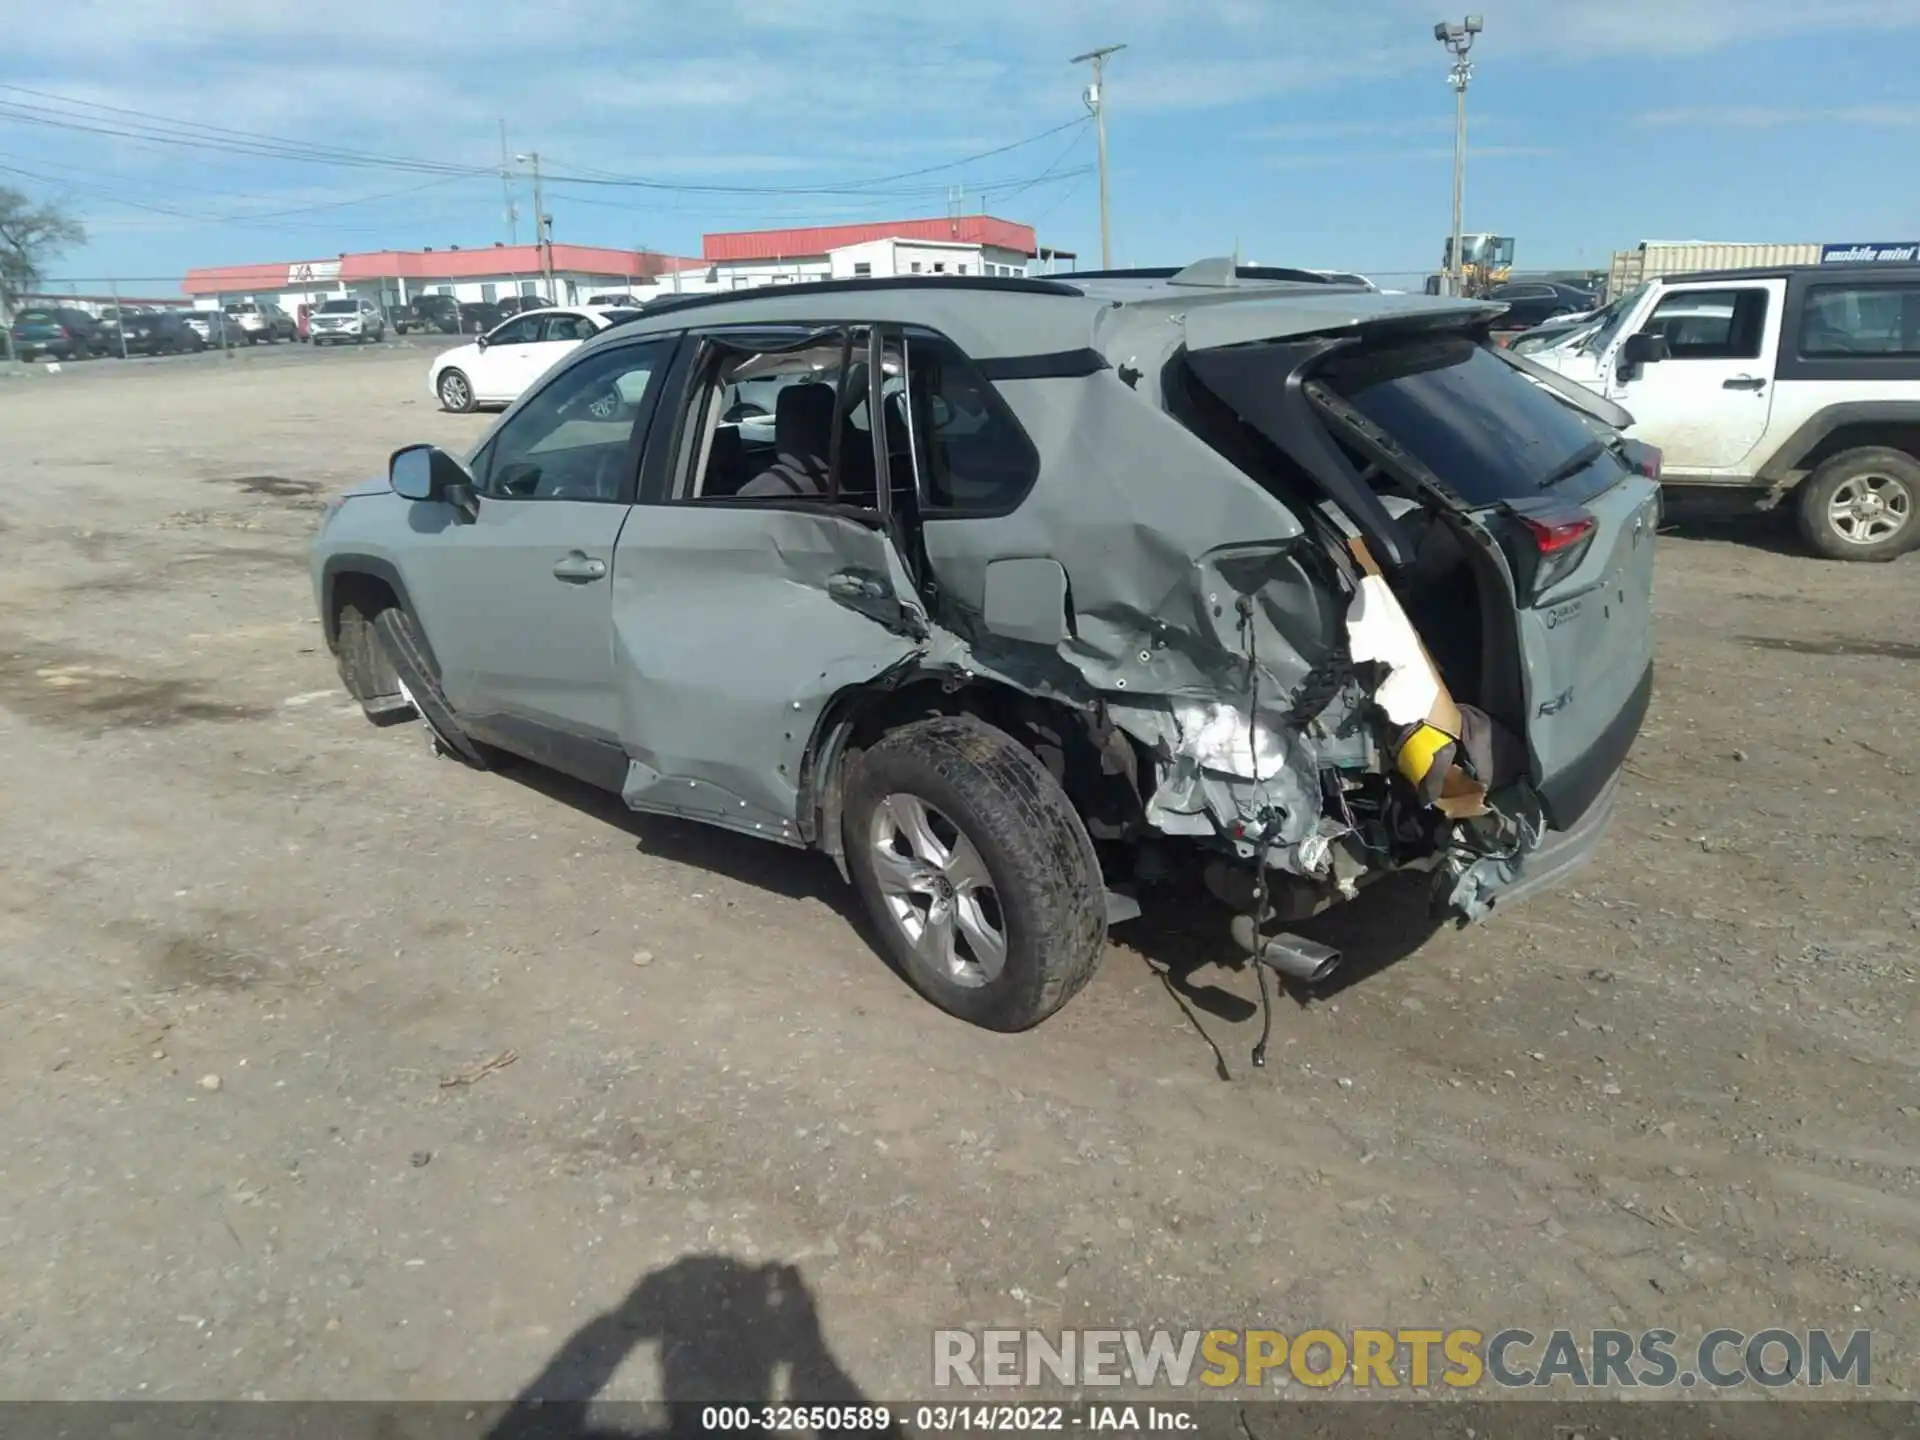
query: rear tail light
1519 511 1597 554
1503 503 1598 601
54 325 69 339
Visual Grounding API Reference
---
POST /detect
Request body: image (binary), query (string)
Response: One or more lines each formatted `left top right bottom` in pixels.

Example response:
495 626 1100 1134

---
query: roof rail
1067 260 1348 287
604 272 1085 325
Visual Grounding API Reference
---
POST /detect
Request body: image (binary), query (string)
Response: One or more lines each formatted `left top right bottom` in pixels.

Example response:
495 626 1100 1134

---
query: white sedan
428 305 636 412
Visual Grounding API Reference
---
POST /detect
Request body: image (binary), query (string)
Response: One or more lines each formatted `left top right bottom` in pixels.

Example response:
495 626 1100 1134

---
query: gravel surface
1 349 1915 1404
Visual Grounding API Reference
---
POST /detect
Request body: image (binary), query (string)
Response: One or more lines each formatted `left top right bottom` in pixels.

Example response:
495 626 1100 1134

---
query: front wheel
1796 447 1918 561
437 367 475 413
842 715 1107 1031
369 606 492 768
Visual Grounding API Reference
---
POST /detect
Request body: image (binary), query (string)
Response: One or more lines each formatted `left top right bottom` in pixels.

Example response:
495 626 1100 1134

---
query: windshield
1314 336 1625 507
318 300 358 314
224 302 257 314
1577 285 1647 355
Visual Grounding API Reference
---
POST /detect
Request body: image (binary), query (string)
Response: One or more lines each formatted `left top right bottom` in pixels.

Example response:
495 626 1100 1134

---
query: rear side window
901 329 1039 515
1314 338 1624 507
1642 286 1768 360
1799 284 1920 356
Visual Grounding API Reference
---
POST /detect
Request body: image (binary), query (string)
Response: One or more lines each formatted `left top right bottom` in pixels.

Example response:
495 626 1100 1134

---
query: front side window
475 341 671 503
1641 286 1768 360
488 316 542 346
1799 284 1920 356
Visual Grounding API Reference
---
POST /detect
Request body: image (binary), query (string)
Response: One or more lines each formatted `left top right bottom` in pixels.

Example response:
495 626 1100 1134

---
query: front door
469 314 548 403
1606 279 1784 475
610 323 928 839
400 336 679 747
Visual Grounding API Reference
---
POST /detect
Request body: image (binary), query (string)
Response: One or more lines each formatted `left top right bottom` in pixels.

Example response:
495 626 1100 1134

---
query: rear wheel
1796 447 1918 561
842 715 1107 1031
369 605 492 768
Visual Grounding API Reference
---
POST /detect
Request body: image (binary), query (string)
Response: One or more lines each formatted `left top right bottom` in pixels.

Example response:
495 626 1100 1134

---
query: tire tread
845 715 1106 1030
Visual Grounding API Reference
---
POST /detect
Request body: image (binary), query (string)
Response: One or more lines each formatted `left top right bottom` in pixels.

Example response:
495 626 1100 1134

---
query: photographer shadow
485 1254 897 1440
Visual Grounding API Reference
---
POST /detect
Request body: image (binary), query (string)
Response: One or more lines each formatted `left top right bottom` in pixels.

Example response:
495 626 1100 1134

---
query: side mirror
390 443 477 517
475 333 489 350
1621 331 1670 368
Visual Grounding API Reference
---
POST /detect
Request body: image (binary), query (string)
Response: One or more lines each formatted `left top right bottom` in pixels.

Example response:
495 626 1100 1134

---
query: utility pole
1072 43 1125 269
1433 15 1482 298
499 119 518 245
516 151 551 302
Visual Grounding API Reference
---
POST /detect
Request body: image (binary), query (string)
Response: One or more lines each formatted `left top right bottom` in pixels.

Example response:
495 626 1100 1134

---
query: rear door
528 311 600 385
609 322 927 840
1603 279 1784 474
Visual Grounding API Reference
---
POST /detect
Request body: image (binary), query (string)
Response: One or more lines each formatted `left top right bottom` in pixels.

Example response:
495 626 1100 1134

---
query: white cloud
1636 103 1920 128
1268 143 1555 170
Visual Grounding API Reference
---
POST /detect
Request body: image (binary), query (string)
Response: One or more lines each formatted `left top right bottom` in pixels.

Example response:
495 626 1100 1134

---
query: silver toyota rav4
312 261 1658 1031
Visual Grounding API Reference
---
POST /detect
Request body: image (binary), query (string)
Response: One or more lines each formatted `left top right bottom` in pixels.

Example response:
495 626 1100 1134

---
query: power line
993 120 1094 203
0 156 491 231
501 118 1092 196
542 164 1092 214
0 84 1090 203
0 84 480 175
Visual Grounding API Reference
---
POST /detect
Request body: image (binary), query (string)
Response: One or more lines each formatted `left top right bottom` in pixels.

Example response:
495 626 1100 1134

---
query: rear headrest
775 382 837 460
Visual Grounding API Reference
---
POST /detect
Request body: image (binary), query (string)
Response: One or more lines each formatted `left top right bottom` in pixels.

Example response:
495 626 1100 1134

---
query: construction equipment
1429 233 1515 298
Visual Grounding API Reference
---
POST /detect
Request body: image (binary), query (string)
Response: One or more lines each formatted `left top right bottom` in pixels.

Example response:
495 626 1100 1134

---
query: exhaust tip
1229 914 1344 985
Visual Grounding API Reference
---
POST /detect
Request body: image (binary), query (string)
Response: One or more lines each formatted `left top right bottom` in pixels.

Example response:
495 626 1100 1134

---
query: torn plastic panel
911 364 1374 879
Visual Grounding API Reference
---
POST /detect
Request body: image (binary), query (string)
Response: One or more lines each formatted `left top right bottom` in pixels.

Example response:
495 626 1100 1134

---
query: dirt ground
1 345 1915 1407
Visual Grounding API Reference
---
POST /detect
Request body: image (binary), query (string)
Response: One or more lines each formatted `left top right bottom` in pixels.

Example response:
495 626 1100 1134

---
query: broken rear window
1312 337 1627 508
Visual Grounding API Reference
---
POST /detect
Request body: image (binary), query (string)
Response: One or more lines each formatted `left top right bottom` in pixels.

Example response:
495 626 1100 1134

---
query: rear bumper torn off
1434 770 1622 925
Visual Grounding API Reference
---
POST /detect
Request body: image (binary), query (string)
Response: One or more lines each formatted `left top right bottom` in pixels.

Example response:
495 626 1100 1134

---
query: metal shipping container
1607 241 1822 296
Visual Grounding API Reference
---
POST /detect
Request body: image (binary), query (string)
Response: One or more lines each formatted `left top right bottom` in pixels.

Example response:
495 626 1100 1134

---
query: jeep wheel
369 605 492 768
1797 447 1917 561
843 715 1106 1031
437 368 475 413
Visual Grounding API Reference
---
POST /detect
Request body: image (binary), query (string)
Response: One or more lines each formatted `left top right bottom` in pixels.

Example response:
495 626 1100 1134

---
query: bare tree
0 186 86 318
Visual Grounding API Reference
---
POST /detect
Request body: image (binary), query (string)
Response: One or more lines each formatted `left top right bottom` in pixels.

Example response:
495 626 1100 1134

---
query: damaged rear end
1099 297 1658 956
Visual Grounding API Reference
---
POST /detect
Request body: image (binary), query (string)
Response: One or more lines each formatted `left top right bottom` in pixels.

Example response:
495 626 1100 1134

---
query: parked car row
7 303 246 359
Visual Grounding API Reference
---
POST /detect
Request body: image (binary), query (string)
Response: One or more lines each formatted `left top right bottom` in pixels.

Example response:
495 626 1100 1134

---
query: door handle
1722 375 1767 390
552 553 607 582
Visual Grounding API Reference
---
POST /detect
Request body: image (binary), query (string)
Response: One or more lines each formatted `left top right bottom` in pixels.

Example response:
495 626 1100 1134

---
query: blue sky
5 0 1920 289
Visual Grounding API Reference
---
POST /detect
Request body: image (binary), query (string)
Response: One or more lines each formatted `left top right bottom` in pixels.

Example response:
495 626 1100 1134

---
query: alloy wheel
1827 472 1912 547
867 793 1007 988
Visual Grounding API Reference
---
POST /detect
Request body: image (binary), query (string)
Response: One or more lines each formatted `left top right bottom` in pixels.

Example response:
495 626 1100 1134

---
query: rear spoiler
1489 343 1636 431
